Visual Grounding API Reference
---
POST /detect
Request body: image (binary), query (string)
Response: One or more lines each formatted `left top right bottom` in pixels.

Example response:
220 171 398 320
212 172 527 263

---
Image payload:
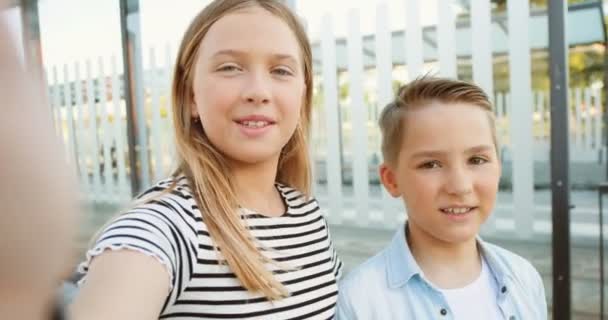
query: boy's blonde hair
169 0 312 300
379 76 497 165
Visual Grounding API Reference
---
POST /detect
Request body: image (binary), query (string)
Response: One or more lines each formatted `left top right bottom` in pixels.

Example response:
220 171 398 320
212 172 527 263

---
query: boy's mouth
439 206 477 216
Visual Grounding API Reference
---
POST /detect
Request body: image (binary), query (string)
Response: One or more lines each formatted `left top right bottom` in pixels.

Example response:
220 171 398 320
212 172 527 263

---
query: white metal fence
46 0 604 239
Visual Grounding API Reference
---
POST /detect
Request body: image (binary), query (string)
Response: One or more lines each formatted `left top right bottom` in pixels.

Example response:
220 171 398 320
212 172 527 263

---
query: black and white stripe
78 176 343 319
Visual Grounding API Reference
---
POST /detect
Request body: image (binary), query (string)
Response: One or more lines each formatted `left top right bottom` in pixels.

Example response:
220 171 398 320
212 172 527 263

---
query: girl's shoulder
77 176 200 292
134 175 201 217
275 183 322 217
275 183 308 199
114 175 205 239
135 175 193 202
275 183 316 204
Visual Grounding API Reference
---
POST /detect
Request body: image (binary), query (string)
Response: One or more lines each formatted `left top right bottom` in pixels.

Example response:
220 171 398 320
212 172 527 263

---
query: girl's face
191 6 305 167
381 102 501 246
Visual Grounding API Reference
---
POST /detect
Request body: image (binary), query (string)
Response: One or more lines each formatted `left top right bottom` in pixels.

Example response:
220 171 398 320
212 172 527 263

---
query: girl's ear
379 163 401 198
191 98 200 119
190 88 199 118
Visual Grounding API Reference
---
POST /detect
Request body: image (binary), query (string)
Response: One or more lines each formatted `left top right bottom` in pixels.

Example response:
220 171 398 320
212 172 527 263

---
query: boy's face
380 102 501 245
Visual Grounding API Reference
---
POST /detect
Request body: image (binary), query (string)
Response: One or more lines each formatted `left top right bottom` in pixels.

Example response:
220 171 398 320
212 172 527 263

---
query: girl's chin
225 151 282 166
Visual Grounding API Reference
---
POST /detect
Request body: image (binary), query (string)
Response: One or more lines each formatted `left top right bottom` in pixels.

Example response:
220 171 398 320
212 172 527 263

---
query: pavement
78 187 608 319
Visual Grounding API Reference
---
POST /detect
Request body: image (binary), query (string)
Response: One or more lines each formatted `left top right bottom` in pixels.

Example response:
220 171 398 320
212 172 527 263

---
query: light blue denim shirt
336 224 547 320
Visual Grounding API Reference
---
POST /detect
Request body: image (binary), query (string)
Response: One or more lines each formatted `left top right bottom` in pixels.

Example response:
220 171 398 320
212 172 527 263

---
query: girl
336 77 546 319
71 1 342 319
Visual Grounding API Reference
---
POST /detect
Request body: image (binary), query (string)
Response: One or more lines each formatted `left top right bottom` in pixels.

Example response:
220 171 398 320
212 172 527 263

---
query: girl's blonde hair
169 0 313 300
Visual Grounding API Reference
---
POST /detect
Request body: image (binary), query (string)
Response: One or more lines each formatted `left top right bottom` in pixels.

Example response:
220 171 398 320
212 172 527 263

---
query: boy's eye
419 161 441 169
469 156 488 165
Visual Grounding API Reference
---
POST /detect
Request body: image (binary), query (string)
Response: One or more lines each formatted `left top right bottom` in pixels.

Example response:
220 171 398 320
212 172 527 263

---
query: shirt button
501 286 508 293
440 308 447 316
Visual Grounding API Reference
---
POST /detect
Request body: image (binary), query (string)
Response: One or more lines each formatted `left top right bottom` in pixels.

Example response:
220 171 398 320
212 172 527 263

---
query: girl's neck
231 156 285 217
406 223 482 289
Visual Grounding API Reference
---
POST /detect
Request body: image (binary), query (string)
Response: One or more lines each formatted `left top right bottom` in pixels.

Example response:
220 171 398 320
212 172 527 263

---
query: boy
336 77 546 319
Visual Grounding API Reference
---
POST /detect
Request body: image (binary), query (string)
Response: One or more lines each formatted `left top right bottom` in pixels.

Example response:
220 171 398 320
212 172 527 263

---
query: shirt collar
385 223 421 288
385 223 514 289
476 237 515 285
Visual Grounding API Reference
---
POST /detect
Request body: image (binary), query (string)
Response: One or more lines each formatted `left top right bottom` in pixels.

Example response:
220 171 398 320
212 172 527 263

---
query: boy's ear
379 163 401 198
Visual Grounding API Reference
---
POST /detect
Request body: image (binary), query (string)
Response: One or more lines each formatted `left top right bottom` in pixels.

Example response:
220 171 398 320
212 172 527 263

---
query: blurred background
4 0 608 318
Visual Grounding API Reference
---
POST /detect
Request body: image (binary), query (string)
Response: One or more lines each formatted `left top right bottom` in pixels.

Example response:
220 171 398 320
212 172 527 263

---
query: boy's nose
444 168 473 196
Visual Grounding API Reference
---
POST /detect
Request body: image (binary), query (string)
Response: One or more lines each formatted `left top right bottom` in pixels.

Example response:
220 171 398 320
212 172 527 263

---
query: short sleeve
321 215 344 280
77 205 179 291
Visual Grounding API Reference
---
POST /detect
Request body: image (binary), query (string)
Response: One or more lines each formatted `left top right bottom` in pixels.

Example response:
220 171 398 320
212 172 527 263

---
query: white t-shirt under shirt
438 257 504 320
77 175 343 319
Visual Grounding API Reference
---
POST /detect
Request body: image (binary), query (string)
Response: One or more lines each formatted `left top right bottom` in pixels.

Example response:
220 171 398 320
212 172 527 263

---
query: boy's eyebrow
410 150 445 159
410 145 495 158
211 49 298 64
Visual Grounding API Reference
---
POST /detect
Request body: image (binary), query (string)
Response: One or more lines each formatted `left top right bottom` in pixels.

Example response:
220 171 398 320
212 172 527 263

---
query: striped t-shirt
78 176 343 319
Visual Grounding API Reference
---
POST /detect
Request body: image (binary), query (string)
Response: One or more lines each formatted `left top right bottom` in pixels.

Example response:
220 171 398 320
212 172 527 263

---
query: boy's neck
406 223 482 289
231 156 284 217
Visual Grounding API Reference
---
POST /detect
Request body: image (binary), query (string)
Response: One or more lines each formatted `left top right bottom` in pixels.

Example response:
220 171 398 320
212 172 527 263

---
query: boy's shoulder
482 241 536 270
481 240 543 286
337 243 406 319
481 240 547 317
339 248 390 297
340 226 409 295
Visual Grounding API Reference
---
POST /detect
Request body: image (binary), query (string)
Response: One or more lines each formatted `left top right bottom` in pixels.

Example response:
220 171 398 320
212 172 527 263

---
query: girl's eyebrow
211 49 246 59
211 49 298 64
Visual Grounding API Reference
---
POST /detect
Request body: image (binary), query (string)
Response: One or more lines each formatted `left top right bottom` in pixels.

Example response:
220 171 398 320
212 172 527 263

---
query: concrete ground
77 186 608 319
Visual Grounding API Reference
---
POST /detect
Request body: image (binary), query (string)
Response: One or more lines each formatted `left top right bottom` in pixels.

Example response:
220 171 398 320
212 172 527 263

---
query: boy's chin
420 224 481 246
409 221 480 246
436 228 480 245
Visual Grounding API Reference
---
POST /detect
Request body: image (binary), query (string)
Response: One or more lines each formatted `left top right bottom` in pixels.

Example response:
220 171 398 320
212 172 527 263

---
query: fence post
119 0 149 196
348 9 369 224
548 0 572 317
508 0 534 239
321 14 343 224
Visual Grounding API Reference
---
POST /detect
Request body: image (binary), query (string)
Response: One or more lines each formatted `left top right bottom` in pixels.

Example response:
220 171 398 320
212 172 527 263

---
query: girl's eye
272 68 293 76
217 64 240 72
469 156 488 165
419 161 440 169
